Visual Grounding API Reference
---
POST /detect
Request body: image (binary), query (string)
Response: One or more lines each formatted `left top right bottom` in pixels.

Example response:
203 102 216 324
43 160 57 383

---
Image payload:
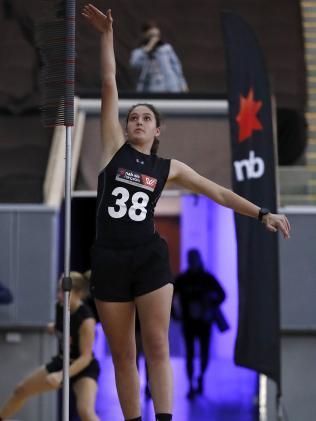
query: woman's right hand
46 371 63 388
82 4 113 34
144 35 160 53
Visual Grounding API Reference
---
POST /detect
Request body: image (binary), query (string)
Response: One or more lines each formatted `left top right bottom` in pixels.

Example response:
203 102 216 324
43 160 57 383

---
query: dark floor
93 325 258 421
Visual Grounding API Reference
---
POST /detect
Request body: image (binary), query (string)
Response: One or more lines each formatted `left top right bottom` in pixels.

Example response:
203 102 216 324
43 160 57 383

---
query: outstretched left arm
168 159 291 239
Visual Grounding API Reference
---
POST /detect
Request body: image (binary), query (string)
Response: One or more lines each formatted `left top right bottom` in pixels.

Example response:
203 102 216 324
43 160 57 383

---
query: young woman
0 272 100 421
82 4 290 421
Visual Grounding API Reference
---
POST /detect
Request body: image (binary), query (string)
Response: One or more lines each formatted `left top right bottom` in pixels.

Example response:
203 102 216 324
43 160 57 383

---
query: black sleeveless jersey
55 302 95 360
95 142 170 247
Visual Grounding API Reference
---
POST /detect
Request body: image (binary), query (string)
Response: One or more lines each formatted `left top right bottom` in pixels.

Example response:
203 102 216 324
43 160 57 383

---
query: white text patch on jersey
115 168 157 192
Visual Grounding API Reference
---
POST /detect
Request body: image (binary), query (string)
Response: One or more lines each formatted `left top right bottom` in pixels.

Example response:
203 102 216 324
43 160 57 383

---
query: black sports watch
258 208 270 222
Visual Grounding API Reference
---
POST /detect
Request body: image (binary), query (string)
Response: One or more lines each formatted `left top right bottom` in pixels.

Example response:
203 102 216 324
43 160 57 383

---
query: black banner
221 12 280 387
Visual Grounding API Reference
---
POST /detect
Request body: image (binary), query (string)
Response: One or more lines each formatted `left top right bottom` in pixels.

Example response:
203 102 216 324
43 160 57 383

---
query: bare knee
111 348 136 370
143 332 169 364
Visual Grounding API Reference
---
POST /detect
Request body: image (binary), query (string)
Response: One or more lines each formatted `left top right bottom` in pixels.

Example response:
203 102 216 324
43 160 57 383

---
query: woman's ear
155 127 161 138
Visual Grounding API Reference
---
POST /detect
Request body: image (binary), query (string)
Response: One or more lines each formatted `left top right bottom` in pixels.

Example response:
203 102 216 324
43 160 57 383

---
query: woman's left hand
262 213 291 239
82 4 113 34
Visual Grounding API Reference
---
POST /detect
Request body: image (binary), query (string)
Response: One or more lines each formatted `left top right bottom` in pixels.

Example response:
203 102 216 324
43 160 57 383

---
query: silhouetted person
174 249 226 399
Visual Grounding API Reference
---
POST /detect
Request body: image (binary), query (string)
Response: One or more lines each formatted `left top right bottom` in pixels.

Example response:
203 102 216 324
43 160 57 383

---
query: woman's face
144 27 160 41
126 105 160 147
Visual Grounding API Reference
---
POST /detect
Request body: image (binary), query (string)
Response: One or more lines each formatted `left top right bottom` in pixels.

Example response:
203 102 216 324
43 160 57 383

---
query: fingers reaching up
82 4 113 33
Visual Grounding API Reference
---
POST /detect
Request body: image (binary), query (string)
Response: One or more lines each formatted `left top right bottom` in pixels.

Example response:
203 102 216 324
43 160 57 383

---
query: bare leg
136 283 174 414
0 366 56 419
95 300 140 419
73 377 100 421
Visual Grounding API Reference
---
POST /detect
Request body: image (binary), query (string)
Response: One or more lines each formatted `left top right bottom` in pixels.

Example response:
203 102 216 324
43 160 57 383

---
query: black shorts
90 233 174 302
45 356 100 384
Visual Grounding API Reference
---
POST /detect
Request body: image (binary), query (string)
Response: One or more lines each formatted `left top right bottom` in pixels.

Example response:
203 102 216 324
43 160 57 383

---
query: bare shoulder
168 159 183 180
168 159 194 182
80 317 96 333
167 159 211 194
99 131 125 170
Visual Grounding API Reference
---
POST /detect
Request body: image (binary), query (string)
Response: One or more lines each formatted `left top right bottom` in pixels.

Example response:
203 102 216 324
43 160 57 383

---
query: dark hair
141 21 159 33
138 21 164 49
126 103 162 155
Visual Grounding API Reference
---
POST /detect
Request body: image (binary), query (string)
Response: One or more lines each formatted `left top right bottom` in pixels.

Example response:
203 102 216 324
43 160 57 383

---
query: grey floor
94 328 258 421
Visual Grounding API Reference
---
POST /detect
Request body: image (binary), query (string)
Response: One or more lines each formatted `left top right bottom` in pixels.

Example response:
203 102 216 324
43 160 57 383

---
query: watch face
259 208 270 221
261 208 270 215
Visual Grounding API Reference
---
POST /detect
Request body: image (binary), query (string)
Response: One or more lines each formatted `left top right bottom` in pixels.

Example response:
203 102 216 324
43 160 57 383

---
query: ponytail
151 137 160 155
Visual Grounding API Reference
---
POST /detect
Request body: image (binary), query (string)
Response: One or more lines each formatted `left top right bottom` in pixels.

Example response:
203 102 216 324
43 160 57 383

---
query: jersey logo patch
116 168 157 192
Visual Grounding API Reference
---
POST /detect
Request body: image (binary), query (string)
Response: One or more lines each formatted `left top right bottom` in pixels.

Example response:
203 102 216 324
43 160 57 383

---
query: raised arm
82 4 124 166
168 159 290 239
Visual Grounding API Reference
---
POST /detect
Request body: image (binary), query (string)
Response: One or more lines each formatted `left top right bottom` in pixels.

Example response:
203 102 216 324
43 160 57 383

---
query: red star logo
236 88 263 142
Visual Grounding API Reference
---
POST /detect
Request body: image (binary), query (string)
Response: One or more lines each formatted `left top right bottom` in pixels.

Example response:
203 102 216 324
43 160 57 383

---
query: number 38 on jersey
108 186 149 222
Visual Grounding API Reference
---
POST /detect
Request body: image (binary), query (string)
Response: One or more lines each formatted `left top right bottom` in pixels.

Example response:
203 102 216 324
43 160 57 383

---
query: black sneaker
197 376 204 395
186 387 196 400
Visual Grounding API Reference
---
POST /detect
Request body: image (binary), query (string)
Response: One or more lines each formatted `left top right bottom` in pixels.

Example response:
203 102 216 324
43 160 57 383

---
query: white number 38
108 186 149 222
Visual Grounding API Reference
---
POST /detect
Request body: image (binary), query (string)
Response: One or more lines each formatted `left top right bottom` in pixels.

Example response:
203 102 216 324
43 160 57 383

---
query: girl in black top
0 272 100 421
82 4 290 421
